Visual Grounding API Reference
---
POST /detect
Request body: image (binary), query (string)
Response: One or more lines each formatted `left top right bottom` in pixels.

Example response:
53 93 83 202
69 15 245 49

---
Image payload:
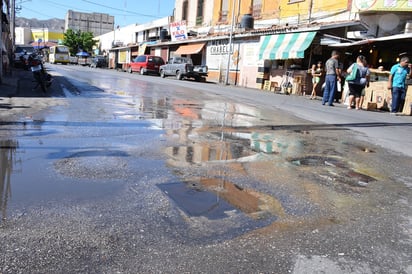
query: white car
14 45 35 67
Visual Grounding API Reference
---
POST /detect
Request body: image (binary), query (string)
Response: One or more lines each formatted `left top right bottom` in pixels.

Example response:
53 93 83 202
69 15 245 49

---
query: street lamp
224 0 240 85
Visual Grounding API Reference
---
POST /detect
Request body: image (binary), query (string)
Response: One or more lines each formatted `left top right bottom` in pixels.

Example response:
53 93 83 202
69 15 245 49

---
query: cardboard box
385 92 392 111
374 90 385 109
402 97 412 115
361 88 373 109
366 102 377 111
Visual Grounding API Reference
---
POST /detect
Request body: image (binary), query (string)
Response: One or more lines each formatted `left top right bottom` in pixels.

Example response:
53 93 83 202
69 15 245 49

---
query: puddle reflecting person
387 56 412 114
322 50 341 106
346 55 370 110
310 61 323 99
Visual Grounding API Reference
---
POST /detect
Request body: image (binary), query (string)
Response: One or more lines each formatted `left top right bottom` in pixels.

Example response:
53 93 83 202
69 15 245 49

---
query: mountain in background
15 17 65 31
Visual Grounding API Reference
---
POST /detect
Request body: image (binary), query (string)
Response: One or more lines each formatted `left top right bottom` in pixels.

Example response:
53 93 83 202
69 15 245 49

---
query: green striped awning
258 32 316 60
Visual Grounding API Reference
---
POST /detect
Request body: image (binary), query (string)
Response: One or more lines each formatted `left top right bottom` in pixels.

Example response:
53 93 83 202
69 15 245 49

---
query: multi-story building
1 0 12 78
174 0 355 31
65 10 114 36
164 0 411 88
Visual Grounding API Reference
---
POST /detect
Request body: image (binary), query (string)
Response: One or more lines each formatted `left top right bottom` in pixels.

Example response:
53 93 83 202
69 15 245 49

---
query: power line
40 0 143 18
17 5 55 19
81 0 160 18
43 0 96 14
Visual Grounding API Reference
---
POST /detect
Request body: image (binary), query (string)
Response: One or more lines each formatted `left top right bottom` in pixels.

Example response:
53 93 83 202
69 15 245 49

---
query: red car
128 55 165 75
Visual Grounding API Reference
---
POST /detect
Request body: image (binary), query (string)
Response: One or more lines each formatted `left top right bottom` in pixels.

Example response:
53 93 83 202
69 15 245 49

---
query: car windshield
15 46 34 53
56 46 69 53
135 56 146 62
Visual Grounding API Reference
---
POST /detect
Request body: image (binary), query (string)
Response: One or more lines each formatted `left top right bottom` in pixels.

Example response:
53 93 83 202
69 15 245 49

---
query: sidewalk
0 68 45 98
0 68 66 120
0 69 20 97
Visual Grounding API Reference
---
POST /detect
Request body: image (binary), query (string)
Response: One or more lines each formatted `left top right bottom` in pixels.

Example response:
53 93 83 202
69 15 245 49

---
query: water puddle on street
0 81 388 240
155 96 387 235
158 178 284 220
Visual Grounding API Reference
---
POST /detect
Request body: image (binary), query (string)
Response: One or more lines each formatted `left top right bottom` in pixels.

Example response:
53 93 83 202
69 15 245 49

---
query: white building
65 10 115 36
94 17 172 54
14 27 32 45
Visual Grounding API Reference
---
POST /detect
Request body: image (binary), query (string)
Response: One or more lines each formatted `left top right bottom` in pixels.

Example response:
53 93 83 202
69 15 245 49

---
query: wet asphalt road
0 64 411 273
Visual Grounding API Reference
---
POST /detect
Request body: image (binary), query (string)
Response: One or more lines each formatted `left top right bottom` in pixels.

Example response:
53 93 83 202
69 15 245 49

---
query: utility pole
224 0 239 85
308 0 313 22
11 0 16 66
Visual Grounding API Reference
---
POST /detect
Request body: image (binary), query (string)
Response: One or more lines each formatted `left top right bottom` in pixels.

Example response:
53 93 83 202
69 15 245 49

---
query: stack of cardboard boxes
362 69 411 115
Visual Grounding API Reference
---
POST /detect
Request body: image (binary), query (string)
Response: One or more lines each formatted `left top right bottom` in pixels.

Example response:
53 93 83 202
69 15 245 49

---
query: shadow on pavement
1 68 66 98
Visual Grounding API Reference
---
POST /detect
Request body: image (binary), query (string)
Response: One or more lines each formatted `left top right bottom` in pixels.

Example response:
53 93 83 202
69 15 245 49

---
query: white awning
329 32 412 47
258 32 316 60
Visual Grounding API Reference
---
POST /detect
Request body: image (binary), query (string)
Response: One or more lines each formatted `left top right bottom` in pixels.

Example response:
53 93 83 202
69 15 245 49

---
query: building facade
65 10 114 36
74 0 412 98
1 0 11 79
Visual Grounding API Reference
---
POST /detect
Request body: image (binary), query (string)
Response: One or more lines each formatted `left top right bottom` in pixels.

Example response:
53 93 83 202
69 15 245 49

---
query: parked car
77 57 92 66
69 56 78 65
90 55 108 68
127 55 165 75
13 45 35 68
159 56 208 82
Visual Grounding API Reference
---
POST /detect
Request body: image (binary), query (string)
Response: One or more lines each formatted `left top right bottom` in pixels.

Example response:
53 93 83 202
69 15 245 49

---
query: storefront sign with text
170 21 187 41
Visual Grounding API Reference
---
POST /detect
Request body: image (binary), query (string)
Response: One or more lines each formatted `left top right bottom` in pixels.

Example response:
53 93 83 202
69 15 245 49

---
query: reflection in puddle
290 155 377 189
163 100 292 227
158 178 284 220
250 132 302 155
290 155 347 168
166 141 253 165
0 140 19 222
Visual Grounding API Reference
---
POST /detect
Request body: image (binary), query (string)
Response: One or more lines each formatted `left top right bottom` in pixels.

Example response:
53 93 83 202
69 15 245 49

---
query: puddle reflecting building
0 140 19 222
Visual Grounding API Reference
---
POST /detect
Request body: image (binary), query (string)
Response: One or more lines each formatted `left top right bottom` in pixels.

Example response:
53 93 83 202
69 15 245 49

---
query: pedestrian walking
322 50 341 106
346 55 370 110
335 62 344 103
387 56 412 114
310 61 323 99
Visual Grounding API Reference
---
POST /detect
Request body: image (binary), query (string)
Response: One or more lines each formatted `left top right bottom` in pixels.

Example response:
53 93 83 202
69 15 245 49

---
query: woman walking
310 61 323 99
346 55 370 110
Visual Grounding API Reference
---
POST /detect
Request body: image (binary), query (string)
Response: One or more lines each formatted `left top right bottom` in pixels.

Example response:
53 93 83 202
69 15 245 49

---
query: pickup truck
159 56 208 82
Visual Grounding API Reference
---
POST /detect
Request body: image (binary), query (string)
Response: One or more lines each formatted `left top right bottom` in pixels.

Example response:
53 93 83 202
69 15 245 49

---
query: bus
49 45 70 64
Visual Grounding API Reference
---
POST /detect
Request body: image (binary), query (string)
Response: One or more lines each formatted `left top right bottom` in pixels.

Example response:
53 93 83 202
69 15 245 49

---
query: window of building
252 0 262 18
220 0 229 22
196 0 204 26
182 0 188 21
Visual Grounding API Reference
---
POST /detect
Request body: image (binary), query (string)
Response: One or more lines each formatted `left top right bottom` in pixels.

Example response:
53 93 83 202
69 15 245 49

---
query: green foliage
63 29 97 56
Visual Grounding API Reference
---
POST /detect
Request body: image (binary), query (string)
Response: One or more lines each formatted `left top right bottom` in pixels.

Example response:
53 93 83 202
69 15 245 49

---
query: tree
63 29 97 56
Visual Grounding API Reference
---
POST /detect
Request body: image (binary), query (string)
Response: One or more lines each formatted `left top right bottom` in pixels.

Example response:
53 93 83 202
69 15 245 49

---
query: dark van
127 55 165 75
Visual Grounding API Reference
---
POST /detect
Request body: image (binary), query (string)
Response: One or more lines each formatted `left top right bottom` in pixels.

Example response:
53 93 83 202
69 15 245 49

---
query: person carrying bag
346 55 370 110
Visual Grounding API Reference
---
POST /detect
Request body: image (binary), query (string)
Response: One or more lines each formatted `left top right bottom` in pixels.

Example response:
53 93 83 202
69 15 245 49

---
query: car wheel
128 67 132 73
140 68 146 75
176 71 183 80
160 70 165 78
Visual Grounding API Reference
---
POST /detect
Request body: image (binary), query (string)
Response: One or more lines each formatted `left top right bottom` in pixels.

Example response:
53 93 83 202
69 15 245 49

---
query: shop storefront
254 31 317 94
330 33 412 114
146 21 367 99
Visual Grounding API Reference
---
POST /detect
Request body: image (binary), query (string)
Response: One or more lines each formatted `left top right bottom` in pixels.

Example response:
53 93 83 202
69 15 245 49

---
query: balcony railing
196 16 203 26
